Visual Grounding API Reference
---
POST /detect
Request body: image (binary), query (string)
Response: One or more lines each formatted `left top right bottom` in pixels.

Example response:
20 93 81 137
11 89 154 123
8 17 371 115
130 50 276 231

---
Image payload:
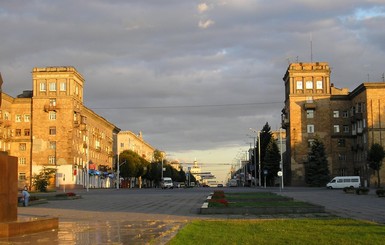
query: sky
1 0 385 182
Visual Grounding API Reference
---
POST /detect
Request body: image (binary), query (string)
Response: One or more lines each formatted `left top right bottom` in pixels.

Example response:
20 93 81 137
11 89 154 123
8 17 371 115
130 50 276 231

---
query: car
217 184 224 187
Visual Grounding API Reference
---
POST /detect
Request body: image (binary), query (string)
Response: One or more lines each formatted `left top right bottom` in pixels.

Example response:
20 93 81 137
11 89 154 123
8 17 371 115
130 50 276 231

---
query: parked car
229 179 238 187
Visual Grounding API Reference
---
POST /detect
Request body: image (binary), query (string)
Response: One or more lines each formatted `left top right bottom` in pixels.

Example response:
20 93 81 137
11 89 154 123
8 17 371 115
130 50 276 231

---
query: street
1 187 384 244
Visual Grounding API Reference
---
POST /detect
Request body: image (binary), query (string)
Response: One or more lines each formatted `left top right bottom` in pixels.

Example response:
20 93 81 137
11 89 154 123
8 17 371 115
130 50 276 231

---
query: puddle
0 220 184 245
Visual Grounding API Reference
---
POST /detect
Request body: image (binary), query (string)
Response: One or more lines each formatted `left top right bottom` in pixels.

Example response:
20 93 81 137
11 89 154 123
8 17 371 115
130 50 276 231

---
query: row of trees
118 149 194 187
248 122 385 187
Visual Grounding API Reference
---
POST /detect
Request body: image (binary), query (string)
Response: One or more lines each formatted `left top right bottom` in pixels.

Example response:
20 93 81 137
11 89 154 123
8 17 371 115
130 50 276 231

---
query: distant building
117 131 155 162
282 62 385 186
0 67 120 189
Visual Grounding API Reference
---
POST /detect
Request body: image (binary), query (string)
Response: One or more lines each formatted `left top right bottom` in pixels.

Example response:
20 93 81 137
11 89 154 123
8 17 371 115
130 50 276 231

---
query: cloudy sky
1 0 385 181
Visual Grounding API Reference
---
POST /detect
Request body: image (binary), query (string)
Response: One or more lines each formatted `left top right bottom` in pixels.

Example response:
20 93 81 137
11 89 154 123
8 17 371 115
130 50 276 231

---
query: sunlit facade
282 62 385 186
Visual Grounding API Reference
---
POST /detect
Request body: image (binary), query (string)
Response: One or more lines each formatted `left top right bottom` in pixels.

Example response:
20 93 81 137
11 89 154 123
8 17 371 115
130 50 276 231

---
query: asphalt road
2 187 384 244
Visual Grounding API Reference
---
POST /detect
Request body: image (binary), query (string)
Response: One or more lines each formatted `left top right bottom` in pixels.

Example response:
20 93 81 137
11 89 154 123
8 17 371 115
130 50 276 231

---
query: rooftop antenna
382 73 384 82
310 33 313 62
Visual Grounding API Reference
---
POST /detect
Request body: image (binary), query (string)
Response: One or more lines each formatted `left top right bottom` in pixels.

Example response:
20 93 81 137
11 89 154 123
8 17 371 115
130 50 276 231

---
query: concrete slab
0 216 59 237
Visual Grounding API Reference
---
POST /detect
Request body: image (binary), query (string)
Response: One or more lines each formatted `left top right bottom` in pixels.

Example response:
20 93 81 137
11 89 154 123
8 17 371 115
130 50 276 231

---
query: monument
0 73 58 237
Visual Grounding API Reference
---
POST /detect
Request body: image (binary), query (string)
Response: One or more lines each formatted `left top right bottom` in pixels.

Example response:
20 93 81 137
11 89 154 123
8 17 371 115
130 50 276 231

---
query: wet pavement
0 187 384 244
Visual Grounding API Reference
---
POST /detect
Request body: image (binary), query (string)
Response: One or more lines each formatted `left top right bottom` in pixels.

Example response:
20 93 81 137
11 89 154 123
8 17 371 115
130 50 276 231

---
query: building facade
117 131 155 162
0 67 120 189
281 62 385 186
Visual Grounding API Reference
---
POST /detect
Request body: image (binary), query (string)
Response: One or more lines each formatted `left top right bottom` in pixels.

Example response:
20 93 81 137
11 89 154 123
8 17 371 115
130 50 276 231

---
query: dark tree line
118 149 189 187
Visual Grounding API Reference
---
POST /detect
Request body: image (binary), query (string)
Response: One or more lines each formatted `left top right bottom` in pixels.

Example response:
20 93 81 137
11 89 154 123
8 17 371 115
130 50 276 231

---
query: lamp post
279 127 284 189
250 128 261 187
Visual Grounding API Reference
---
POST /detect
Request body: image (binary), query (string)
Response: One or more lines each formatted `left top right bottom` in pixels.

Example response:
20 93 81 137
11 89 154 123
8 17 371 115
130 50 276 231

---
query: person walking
22 187 30 207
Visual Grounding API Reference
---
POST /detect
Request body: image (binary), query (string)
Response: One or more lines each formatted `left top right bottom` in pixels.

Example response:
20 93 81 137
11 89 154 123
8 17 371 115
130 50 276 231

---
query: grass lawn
167 219 385 245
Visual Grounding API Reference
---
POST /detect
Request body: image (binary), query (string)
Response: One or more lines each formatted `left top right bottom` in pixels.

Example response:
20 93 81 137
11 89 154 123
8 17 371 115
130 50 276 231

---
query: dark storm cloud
1 0 384 164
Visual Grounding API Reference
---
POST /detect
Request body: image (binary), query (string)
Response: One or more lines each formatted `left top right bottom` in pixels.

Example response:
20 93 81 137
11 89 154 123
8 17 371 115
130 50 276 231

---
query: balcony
44 104 57 112
304 101 316 110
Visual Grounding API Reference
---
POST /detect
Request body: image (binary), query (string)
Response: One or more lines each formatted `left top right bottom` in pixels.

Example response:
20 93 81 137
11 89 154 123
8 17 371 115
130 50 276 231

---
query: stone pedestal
0 152 58 237
0 152 17 221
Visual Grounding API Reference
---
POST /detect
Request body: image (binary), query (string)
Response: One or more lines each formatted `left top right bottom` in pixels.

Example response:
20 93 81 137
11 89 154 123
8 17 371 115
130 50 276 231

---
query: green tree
305 138 330 187
153 149 163 162
263 139 281 186
32 167 56 192
368 143 385 188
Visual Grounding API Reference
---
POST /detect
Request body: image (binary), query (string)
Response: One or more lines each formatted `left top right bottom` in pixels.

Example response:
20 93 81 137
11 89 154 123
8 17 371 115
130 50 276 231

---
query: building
0 67 120 189
117 131 155 162
281 62 385 186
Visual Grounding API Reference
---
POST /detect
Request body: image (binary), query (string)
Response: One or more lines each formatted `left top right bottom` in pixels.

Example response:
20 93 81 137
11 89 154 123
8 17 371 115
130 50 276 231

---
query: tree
263 139 281 186
153 149 163 163
304 138 330 187
367 143 385 188
32 167 56 192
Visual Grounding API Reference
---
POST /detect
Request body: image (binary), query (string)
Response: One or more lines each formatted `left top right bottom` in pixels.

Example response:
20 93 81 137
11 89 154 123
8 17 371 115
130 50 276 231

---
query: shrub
376 189 385 197
343 187 355 193
355 187 370 195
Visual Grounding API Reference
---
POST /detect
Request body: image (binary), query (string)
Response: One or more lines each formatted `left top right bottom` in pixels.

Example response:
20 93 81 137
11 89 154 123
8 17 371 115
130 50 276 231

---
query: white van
326 176 361 189
160 177 174 189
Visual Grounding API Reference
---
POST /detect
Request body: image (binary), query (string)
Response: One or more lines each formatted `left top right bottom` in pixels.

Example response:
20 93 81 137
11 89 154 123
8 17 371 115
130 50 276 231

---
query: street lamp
249 128 261 187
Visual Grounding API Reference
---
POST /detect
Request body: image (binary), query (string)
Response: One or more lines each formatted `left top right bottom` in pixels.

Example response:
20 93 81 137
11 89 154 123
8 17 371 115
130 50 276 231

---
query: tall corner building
1 67 120 189
281 62 385 186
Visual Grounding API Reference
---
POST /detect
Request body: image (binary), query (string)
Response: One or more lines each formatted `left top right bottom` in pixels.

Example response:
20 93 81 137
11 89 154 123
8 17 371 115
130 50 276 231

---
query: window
19 158 26 165
50 141 56 149
24 129 30 136
306 109 314 118
333 111 339 118
49 98 56 106
306 81 313 89
24 114 30 122
3 111 9 120
15 129 22 136
342 111 348 118
75 86 79 95
40 82 46 91
15 114 22 122
307 125 314 133
49 156 56 164
19 173 26 180
296 81 303 90
316 80 323 89
60 82 67 91
334 125 340 133
357 103 362 113
343 125 349 133
337 139 345 147
49 111 56 120
19 143 26 151
338 154 346 161
308 139 315 147
49 127 56 135
306 96 313 103
120 143 124 148
49 82 57 91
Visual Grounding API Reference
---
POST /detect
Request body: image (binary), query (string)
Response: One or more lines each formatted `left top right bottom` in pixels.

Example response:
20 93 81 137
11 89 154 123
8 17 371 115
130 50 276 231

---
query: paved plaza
0 187 384 244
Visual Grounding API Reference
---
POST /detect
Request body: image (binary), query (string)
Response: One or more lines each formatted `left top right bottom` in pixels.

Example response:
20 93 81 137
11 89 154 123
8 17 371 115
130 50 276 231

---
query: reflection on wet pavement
0 220 184 245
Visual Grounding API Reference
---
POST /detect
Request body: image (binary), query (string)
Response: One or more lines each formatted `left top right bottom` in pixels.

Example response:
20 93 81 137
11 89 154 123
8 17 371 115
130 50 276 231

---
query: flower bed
201 191 325 215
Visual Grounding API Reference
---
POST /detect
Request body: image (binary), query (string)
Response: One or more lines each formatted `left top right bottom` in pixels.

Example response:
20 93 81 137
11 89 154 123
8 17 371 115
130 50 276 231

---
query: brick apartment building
117 131 155 162
0 67 120 189
281 62 385 186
